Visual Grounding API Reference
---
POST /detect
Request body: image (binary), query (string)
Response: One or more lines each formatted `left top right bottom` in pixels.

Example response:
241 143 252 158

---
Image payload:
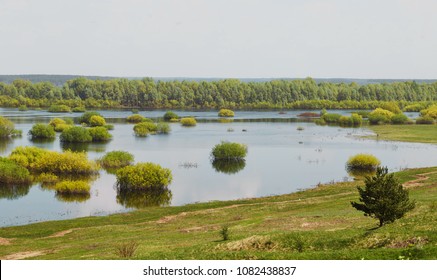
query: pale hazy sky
0 0 436 78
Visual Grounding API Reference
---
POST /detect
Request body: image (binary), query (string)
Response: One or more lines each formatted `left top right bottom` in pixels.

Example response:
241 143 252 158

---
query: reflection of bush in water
55 192 90 203
348 169 377 180
0 183 32 200
212 159 246 174
0 138 12 153
116 187 172 209
61 142 106 153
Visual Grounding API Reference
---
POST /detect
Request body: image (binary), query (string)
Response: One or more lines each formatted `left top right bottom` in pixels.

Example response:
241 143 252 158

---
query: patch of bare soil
403 171 437 188
1 251 46 260
0 237 13 245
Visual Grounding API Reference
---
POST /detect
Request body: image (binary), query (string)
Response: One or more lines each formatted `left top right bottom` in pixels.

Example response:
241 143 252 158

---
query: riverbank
367 124 437 144
1 166 436 260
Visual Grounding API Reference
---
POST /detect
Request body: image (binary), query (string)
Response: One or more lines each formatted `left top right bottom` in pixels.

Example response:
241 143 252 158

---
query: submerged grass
1 167 437 260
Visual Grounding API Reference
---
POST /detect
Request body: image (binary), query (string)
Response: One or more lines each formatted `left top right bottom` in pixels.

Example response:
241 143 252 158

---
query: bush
403 103 426 112
30 150 98 175
99 151 134 168
157 122 171 134
126 114 146 123
104 124 114 130
338 114 362 127
78 111 103 125
88 127 112 141
0 117 17 138
0 157 31 184
322 113 342 123
163 111 179 121
218 109 235 117
18 105 28 111
60 126 92 143
48 105 71 112
420 105 437 119
49 118 66 127
416 116 434 124
368 108 394 124
116 162 172 191
351 167 415 227
379 102 402 114
8 146 49 168
116 241 139 259
133 122 158 137
54 123 72 132
89 115 106 127
211 142 248 161
53 180 91 195
351 111 370 118
28 124 56 139
346 154 381 171
180 117 197 127
72 107 86 112
391 114 408 124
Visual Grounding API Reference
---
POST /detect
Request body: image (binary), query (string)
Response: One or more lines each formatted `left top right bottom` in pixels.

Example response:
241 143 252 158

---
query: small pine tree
351 166 415 227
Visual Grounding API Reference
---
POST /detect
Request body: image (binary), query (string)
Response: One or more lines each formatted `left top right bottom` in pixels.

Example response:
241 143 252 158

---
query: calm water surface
0 109 431 226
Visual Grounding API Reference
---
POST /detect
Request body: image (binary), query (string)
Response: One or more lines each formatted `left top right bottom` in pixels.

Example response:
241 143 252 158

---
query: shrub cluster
321 113 342 123
99 151 134 168
346 154 381 171
368 108 395 124
163 111 179 121
126 114 146 123
48 105 71 112
9 146 98 175
211 142 248 161
133 122 158 137
28 124 56 139
18 105 28 111
0 117 21 138
78 111 103 125
116 162 172 191
49 118 73 132
390 114 409 124
218 109 235 117
180 117 197 127
88 127 112 141
416 116 434 124
60 126 92 142
72 107 86 112
89 115 106 127
338 113 362 126
53 180 91 195
0 157 31 184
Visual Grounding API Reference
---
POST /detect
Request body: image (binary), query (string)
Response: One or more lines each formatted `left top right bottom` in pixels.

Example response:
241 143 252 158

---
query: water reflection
61 142 107 153
212 160 246 175
0 138 13 153
0 184 32 200
116 188 172 209
55 192 90 203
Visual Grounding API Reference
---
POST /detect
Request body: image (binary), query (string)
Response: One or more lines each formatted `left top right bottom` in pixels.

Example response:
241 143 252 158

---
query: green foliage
133 122 158 137
28 123 56 139
99 151 134 168
420 105 437 119
338 113 362 126
78 111 103 125
0 117 17 138
9 146 98 175
163 111 179 121
18 105 28 111
322 113 342 123
212 159 246 174
126 114 146 123
320 108 327 116
49 118 66 127
368 108 395 124
220 225 230 241
48 104 71 112
0 157 31 184
351 167 415 227
156 122 171 134
390 114 408 124
218 109 235 117
53 180 91 195
379 102 402 114
180 117 197 127
131 109 139 114
403 103 426 112
89 115 106 127
104 124 114 130
116 241 139 259
54 123 72 132
211 142 248 161
116 187 172 208
415 116 434 124
60 126 92 143
88 127 112 141
351 111 370 118
72 106 86 112
347 154 381 171
116 162 172 191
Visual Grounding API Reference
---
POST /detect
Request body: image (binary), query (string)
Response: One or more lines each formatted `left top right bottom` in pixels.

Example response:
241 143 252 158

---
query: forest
1 77 437 109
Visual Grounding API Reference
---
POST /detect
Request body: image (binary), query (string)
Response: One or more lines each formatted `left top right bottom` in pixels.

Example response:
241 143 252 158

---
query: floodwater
0 108 431 226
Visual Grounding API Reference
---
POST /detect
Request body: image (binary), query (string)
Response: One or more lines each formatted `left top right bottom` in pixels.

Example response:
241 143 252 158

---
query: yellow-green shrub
346 154 381 171
218 109 235 117
0 157 31 184
89 115 106 127
126 114 146 123
116 162 172 191
180 117 197 127
49 118 66 127
53 180 91 194
368 108 394 124
8 146 49 168
420 105 437 119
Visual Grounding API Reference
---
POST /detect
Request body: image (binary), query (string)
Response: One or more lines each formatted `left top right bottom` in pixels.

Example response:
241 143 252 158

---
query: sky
0 0 436 79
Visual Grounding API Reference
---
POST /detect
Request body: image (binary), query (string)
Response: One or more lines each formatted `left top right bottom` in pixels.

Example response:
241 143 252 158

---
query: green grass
1 167 437 260
368 125 437 144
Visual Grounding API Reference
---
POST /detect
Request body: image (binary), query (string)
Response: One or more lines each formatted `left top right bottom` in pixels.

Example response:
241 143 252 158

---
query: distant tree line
1 77 437 109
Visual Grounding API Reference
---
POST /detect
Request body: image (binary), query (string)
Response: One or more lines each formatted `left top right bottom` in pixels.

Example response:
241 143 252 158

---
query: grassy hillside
1 167 436 260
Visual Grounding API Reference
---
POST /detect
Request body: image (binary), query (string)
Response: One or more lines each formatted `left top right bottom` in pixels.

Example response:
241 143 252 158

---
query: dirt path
1 251 46 260
0 237 13 245
403 171 437 188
